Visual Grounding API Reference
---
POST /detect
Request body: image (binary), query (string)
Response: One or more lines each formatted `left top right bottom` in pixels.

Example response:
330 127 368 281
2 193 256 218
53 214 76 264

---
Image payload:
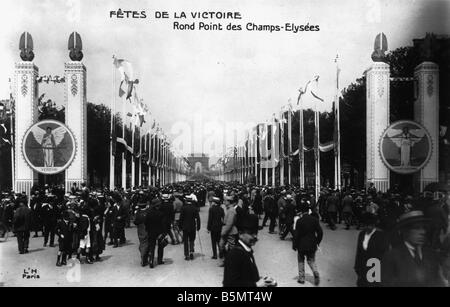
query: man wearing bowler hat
223 213 274 287
381 210 445 287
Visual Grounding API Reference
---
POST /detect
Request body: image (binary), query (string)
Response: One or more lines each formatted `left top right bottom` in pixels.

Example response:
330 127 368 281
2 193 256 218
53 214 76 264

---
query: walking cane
196 228 205 260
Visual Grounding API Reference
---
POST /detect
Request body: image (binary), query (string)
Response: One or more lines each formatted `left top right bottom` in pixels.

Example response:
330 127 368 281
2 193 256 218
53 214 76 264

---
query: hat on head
238 213 259 234
211 196 220 203
396 210 430 230
362 212 378 225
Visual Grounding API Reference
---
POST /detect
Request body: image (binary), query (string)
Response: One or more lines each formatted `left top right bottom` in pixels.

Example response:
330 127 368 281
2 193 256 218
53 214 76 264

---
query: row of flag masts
109 56 191 189
211 57 342 201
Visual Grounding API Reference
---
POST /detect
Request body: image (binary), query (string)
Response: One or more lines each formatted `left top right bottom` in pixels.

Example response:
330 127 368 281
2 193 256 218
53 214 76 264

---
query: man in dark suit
111 194 127 248
293 206 323 285
381 210 445 287
13 199 32 254
56 211 72 266
160 194 175 244
354 213 389 287
207 197 224 259
145 198 166 268
262 189 277 233
179 197 201 260
326 192 339 230
41 195 58 247
223 213 270 287
280 195 296 240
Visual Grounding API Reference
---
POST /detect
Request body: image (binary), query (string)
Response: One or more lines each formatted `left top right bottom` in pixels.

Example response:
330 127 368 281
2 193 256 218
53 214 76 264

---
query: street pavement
0 206 359 287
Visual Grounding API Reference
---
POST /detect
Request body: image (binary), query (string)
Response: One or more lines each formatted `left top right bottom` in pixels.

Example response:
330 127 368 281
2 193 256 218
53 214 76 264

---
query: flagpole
280 110 285 187
288 104 292 185
131 124 136 188
254 127 258 185
138 127 142 187
149 133 152 186
258 125 262 186
314 96 321 204
164 142 167 185
299 100 305 189
335 55 342 191
7 79 15 191
156 135 160 186
271 116 276 187
110 58 115 190
241 146 244 183
265 123 268 186
121 95 126 189
151 133 155 186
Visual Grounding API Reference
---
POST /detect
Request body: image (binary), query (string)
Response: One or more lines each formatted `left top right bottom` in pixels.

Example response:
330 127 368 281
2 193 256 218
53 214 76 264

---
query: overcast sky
0 0 449 159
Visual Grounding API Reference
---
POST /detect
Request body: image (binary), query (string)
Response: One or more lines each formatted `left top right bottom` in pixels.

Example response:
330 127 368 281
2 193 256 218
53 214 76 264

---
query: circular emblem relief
22 120 76 175
379 120 432 175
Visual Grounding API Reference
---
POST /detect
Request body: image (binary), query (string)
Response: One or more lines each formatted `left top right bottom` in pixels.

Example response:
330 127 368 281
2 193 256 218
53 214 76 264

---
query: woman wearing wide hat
381 210 445 287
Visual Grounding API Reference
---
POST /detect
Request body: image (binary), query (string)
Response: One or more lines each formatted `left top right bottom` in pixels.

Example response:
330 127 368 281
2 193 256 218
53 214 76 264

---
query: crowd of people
0 179 449 287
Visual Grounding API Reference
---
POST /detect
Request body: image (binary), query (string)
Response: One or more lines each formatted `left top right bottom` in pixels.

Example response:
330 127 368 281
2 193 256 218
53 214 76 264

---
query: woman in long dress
399 131 413 167
41 127 56 167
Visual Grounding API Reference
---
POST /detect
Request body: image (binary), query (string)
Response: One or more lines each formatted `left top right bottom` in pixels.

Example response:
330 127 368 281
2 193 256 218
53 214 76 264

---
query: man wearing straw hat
381 210 445 287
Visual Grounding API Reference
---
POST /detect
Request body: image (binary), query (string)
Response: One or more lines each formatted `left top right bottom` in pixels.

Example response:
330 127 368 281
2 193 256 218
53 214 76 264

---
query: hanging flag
0 102 11 147
310 75 324 102
113 56 139 100
258 123 269 160
297 80 311 105
319 141 335 152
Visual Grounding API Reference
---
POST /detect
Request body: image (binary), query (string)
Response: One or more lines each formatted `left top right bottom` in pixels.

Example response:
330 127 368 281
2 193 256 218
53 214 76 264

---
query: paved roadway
0 206 359 287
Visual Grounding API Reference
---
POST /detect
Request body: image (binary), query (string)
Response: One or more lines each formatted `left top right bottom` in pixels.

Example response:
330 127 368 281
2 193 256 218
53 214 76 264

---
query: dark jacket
56 219 71 240
284 199 296 225
381 242 444 287
253 193 263 215
111 203 127 228
41 203 58 226
293 214 323 253
354 229 389 287
13 205 32 232
145 206 165 238
134 208 149 240
223 244 260 287
207 204 224 232
179 204 200 232
263 195 277 215
160 200 175 230
326 195 339 212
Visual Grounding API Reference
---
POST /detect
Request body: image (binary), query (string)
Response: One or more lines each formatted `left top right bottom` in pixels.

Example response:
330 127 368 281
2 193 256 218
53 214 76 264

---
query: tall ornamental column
64 32 87 191
366 33 390 192
14 32 39 195
414 61 439 191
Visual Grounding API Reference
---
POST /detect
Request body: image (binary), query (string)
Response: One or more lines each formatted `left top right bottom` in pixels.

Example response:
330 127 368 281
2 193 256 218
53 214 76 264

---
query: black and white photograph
0 0 449 291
